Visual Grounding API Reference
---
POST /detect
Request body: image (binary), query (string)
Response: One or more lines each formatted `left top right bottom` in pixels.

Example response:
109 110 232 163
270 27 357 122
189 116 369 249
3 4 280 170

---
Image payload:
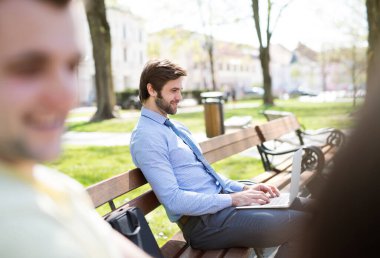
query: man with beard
131 59 313 258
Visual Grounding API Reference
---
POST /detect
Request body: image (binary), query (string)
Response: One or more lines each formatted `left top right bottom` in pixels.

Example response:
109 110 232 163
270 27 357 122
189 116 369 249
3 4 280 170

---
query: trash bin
201 91 225 138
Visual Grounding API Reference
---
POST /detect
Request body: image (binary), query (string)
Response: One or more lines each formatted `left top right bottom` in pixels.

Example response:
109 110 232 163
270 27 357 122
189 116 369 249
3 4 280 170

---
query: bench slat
255 115 300 142
200 127 261 164
161 232 188 258
179 247 204 258
87 168 147 208
250 171 277 184
126 190 160 215
265 171 292 190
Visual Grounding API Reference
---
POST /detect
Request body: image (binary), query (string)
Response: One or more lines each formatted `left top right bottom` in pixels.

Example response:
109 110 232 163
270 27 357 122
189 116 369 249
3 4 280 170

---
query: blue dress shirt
130 107 244 222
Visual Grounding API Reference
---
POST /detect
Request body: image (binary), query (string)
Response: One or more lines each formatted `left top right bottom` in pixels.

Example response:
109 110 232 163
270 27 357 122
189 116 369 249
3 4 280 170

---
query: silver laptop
236 148 302 209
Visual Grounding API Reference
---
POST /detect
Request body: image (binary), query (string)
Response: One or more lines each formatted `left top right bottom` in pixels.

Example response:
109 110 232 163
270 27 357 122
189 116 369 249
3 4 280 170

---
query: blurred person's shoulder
0 164 123 258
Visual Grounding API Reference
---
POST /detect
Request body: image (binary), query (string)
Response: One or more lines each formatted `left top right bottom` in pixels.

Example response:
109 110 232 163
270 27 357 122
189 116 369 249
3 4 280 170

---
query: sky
118 0 367 51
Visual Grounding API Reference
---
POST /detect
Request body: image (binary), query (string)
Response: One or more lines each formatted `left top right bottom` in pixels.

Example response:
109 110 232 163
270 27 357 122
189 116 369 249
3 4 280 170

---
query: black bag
105 206 164 258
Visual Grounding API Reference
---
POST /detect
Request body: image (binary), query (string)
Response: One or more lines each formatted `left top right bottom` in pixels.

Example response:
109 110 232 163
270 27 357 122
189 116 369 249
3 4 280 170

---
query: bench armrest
257 144 325 173
300 128 345 147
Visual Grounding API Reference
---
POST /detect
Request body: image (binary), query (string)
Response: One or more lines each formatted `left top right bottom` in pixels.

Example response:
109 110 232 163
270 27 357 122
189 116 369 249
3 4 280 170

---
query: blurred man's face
0 0 81 170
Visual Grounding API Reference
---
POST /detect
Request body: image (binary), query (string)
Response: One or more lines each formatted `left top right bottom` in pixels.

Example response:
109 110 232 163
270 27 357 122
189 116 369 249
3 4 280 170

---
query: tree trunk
85 0 116 122
252 0 274 106
206 36 217 91
366 0 380 97
260 46 274 105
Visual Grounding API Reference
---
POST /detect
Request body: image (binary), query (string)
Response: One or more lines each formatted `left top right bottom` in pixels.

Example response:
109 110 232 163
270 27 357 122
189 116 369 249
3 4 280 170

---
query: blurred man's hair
139 59 187 103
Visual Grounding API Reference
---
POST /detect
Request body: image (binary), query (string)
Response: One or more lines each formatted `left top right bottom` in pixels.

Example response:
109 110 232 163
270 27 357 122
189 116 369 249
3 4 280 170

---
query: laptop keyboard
267 194 289 205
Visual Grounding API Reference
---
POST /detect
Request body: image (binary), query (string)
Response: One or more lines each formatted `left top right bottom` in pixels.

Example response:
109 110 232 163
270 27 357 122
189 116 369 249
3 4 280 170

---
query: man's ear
147 83 157 97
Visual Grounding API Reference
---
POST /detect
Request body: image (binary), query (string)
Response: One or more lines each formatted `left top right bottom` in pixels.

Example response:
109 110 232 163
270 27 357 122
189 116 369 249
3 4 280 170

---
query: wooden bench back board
200 127 261 164
255 115 301 142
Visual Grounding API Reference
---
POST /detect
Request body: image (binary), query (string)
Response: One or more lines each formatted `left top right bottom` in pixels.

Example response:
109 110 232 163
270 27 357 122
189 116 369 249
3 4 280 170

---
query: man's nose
177 91 183 101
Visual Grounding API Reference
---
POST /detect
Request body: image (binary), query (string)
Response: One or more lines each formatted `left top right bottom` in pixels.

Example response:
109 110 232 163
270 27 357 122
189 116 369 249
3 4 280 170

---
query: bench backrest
255 115 301 142
86 127 261 215
261 110 293 121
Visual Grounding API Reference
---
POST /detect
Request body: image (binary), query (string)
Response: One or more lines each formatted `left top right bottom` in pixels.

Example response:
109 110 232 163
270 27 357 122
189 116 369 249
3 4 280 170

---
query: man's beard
155 93 177 115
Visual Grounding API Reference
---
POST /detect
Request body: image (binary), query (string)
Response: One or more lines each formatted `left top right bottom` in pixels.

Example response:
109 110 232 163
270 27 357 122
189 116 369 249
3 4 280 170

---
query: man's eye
68 61 79 73
11 64 43 77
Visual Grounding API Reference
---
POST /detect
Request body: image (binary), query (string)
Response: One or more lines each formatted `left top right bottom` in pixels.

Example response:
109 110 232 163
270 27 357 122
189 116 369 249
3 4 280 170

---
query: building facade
148 28 262 99
75 3 147 105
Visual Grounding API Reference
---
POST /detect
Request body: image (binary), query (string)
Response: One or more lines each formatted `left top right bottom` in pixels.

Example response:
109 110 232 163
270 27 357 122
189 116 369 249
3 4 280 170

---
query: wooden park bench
86 122 325 258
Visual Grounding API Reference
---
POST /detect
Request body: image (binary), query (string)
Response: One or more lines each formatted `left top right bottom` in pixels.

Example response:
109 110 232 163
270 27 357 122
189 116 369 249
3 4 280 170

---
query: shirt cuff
216 193 233 207
229 181 245 192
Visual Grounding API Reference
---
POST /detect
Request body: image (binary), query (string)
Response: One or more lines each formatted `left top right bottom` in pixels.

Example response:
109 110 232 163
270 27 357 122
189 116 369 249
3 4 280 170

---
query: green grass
259 100 359 129
48 146 136 186
50 99 360 246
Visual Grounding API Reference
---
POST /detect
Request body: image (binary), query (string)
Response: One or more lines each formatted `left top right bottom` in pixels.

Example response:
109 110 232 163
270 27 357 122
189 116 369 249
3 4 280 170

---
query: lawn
50 99 360 246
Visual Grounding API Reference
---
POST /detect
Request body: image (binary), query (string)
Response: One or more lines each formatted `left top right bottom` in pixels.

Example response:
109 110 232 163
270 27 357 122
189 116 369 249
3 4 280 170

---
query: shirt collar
141 106 167 125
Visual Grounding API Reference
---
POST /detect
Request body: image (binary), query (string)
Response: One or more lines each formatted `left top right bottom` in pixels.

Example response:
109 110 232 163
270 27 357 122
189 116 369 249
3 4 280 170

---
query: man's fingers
260 184 281 198
251 193 269 203
271 186 281 196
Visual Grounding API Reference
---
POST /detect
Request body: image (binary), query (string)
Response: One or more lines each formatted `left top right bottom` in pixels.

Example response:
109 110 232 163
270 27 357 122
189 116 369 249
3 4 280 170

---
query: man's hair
139 59 187 102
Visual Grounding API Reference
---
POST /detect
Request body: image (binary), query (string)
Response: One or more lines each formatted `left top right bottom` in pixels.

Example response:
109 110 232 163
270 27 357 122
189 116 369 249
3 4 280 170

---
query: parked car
289 88 318 97
121 95 142 110
243 87 264 99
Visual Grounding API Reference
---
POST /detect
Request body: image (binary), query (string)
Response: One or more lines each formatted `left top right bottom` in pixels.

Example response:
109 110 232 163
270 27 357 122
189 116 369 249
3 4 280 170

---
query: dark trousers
181 197 313 258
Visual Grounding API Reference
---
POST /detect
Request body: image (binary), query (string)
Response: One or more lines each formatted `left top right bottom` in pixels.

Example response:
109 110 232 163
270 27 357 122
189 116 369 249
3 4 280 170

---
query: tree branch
270 0 293 40
252 0 263 48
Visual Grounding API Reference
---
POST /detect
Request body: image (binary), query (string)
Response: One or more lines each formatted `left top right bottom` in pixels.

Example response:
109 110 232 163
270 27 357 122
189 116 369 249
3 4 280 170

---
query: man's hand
243 183 280 198
230 189 270 206
230 183 281 207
